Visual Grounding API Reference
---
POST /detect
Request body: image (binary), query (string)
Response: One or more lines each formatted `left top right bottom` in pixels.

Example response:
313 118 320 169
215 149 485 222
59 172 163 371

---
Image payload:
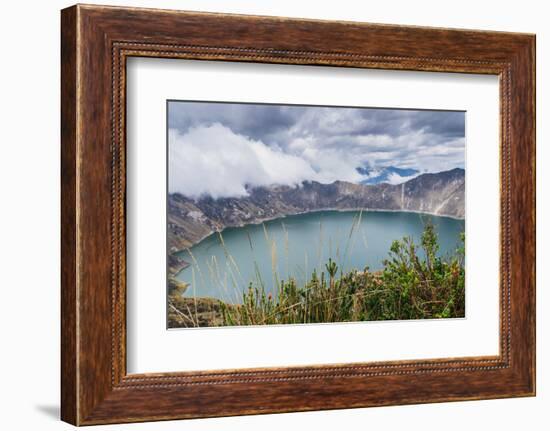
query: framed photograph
61 4 535 425
165 100 467 329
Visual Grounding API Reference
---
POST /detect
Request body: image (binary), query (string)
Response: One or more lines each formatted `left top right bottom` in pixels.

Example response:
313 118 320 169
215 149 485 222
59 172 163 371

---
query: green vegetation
168 221 465 327
219 221 464 325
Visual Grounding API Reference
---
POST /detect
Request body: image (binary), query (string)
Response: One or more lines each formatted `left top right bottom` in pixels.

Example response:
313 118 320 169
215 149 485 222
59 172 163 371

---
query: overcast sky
168 101 465 199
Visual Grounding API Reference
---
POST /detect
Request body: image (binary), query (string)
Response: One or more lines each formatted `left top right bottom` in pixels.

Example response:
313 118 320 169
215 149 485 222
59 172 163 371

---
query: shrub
216 221 465 326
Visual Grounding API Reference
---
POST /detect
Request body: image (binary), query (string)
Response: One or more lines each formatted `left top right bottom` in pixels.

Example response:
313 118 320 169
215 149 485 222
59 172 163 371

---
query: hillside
168 168 465 252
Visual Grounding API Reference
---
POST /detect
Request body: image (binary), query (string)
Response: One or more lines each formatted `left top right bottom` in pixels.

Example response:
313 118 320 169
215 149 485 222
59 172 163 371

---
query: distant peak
357 165 420 185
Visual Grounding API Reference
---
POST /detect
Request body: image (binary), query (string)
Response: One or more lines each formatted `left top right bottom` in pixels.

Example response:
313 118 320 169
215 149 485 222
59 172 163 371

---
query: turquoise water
174 210 465 303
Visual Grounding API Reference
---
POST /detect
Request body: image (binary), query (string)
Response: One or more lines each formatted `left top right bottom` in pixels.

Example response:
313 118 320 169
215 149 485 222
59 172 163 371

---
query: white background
127 59 500 373
0 0 547 430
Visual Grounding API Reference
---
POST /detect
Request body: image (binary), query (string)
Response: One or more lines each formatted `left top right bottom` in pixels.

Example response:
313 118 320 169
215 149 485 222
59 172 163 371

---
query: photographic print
167 101 466 328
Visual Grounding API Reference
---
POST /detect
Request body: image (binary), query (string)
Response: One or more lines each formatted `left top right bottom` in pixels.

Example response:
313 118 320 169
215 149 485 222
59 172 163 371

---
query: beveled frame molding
61 4 535 425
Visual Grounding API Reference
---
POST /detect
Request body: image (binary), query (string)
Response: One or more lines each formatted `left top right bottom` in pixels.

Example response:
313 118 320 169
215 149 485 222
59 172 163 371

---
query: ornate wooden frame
61 4 536 425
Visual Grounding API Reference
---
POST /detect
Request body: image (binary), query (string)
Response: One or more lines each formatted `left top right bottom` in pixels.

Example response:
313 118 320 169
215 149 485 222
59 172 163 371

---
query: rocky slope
168 168 465 252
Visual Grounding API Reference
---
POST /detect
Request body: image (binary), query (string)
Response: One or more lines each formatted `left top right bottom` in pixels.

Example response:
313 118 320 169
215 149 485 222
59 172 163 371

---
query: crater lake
174 210 465 303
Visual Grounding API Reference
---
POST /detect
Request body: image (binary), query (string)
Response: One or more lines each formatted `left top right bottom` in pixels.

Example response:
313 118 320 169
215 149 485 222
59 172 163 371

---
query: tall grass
168 217 465 328
217 221 465 326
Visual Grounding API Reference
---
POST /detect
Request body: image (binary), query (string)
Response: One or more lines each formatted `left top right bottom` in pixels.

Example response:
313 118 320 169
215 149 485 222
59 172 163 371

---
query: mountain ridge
168 168 465 252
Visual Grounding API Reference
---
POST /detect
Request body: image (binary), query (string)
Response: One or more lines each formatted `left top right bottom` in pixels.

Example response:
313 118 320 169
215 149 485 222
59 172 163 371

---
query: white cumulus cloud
169 124 318 199
385 172 421 185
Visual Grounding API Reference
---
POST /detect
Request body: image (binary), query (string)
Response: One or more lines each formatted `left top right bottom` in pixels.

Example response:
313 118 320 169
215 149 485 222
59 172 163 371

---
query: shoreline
170 207 465 264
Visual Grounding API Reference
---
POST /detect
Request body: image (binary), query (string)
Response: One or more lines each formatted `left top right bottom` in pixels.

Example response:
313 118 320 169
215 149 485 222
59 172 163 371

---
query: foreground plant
169 222 465 327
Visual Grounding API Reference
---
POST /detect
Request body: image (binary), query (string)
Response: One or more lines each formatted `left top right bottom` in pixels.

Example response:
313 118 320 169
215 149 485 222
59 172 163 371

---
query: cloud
168 102 302 143
168 102 465 147
385 172 421 185
168 102 466 198
299 146 364 184
169 125 318 198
